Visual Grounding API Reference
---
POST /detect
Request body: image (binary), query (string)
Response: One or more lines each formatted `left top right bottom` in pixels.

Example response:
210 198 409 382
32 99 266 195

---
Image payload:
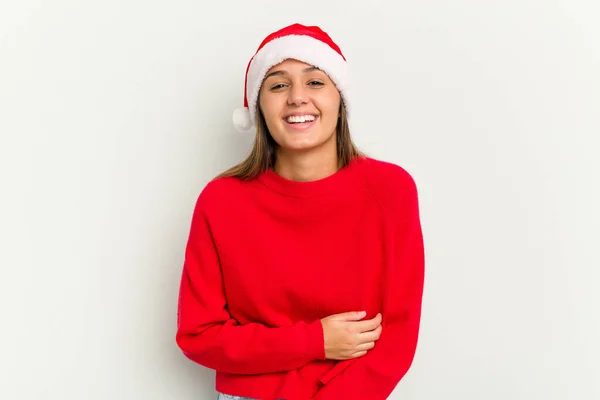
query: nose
287 84 308 106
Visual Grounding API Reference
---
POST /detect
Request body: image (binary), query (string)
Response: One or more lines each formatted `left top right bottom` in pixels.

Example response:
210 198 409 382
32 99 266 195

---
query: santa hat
232 23 350 133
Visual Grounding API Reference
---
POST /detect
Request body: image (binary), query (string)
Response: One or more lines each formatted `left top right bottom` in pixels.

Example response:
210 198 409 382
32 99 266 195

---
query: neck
273 144 339 183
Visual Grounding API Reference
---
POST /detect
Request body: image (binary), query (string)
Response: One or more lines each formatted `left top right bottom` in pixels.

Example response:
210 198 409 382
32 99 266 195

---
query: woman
176 23 425 400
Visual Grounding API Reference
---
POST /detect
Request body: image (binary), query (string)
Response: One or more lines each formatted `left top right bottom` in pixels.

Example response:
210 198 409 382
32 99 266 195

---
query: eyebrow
264 66 321 80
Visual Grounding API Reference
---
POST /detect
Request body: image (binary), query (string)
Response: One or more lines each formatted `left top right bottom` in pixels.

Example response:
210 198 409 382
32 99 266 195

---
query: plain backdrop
1 1 599 399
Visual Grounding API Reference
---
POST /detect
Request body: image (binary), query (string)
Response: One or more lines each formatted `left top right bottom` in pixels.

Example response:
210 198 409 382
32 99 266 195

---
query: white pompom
232 107 252 132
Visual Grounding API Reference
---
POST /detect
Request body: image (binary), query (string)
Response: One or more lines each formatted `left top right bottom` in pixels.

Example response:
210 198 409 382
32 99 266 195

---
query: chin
284 138 336 154
270 124 336 150
279 140 320 152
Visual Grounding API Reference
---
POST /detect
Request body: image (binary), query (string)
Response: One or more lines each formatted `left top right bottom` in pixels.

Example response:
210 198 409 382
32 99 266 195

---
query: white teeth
286 115 316 123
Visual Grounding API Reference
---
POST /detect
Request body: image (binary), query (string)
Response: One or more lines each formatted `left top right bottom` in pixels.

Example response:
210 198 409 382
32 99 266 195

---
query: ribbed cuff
306 319 326 361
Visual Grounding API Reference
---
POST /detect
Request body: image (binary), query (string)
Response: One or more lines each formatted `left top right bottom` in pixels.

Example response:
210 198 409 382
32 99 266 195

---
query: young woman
176 23 425 400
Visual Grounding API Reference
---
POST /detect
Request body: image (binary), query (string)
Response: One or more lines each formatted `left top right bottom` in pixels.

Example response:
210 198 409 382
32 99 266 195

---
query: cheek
320 94 341 122
322 87 341 109
259 95 282 124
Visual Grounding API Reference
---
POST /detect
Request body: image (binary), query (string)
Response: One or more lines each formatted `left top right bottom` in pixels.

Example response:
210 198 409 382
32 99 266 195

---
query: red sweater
176 156 425 400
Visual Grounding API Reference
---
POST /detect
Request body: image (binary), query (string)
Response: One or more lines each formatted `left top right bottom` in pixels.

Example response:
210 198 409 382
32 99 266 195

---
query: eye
308 81 324 86
270 83 287 90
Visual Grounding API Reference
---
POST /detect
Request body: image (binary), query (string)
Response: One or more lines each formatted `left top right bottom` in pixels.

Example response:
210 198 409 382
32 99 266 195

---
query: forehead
264 58 324 76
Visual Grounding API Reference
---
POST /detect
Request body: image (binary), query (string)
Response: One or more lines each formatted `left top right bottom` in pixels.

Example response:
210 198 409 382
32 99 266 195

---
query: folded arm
313 176 425 399
176 192 325 375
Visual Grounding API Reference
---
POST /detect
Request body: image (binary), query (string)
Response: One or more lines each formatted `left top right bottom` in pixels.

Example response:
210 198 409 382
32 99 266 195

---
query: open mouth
283 115 318 130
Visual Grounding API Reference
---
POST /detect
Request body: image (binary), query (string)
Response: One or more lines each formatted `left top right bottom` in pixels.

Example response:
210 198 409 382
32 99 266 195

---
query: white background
1 1 599 399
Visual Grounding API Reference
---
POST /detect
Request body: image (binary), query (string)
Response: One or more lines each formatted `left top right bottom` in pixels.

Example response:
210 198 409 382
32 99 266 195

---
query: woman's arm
176 192 325 375
313 175 425 399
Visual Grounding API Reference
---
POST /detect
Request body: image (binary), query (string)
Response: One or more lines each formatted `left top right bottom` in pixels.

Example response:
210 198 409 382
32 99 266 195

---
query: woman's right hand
320 311 383 360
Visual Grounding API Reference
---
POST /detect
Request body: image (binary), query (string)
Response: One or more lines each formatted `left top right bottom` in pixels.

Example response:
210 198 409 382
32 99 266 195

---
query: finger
356 313 382 331
351 313 382 332
357 325 383 343
332 311 367 321
355 341 375 352
350 350 368 358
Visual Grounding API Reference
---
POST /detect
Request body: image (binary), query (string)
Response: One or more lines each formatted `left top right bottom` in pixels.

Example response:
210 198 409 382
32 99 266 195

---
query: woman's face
258 59 341 153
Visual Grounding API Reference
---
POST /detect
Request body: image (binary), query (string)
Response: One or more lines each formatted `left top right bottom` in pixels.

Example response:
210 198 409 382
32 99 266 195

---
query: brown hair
215 101 367 180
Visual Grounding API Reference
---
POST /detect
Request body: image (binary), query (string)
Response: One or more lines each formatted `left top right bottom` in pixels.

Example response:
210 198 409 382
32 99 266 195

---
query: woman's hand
320 311 382 360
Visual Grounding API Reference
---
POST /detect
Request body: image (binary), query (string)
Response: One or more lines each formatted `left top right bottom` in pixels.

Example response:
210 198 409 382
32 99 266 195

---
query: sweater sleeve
175 187 326 375
313 174 425 399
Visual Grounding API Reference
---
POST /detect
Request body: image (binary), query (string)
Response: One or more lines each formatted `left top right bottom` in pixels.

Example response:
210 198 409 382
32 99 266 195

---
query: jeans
217 394 256 400
217 393 284 400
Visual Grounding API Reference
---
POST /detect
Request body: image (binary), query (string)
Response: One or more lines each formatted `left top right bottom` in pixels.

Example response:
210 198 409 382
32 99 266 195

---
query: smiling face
258 59 342 154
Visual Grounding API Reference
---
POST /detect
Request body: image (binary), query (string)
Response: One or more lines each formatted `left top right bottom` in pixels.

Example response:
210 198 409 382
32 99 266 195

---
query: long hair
215 101 366 180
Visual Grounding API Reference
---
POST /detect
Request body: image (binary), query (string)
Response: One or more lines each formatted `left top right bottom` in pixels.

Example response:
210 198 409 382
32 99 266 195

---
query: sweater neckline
256 156 366 198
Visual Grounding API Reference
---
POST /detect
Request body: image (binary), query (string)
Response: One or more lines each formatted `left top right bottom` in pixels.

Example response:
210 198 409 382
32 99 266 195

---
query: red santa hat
232 23 350 133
